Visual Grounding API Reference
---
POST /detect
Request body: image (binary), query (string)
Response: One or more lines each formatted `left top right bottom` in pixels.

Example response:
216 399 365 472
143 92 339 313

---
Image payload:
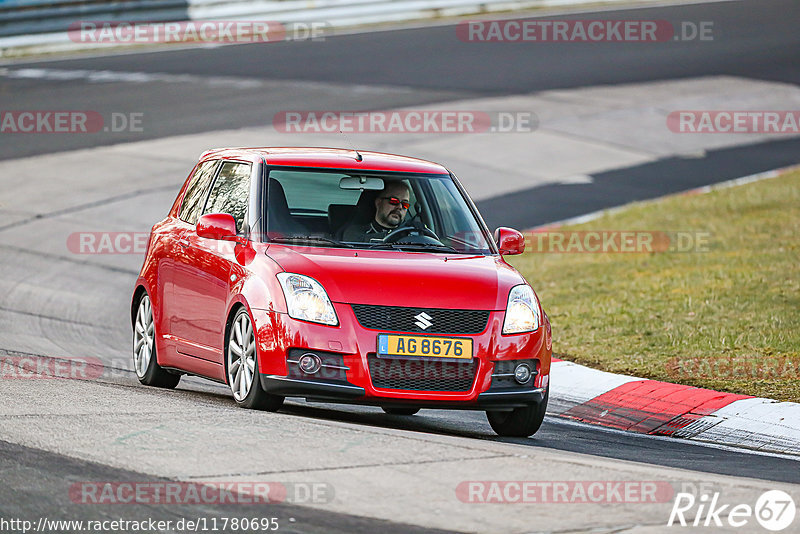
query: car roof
199 147 449 174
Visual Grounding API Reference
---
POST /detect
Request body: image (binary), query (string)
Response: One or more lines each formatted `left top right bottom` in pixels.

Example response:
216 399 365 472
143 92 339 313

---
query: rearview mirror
339 176 385 190
494 227 525 255
197 213 237 240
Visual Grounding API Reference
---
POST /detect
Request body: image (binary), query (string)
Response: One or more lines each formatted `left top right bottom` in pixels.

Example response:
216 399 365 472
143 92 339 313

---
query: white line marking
0 66 403 94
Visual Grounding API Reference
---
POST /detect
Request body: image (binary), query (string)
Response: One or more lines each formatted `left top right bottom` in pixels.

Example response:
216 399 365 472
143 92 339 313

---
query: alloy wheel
133 295 154 378
228 311 256 401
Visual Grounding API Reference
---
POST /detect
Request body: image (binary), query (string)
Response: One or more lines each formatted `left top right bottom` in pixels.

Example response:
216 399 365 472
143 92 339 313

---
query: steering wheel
383 225 440 243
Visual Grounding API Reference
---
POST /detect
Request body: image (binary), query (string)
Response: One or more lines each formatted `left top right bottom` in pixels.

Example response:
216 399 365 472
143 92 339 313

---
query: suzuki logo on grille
414 312 433 330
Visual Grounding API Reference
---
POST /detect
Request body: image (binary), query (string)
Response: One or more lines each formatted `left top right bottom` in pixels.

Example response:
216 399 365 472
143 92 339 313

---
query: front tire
227 308 284 411
486 387 548 437
133 292 180 389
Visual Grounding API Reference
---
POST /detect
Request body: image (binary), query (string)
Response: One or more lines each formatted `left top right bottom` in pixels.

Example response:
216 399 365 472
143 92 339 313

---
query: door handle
178 238 189 247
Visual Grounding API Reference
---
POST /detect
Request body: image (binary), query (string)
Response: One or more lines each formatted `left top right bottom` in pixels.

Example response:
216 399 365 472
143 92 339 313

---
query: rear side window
203 161 252 233
179 160 218 225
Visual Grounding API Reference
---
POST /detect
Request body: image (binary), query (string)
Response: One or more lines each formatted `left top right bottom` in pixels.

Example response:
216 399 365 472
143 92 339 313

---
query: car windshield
264 168 493 254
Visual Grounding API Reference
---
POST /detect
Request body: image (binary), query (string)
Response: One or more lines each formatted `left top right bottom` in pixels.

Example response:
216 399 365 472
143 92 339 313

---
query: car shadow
171 379 542 442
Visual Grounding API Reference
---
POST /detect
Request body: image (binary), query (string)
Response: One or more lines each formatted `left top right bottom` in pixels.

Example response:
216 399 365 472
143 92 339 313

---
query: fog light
514 363 532 384
298 353 322 375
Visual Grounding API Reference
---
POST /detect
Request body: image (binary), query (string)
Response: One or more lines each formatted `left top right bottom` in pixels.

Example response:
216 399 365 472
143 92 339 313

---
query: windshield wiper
269 236 353 248
368 242 464 253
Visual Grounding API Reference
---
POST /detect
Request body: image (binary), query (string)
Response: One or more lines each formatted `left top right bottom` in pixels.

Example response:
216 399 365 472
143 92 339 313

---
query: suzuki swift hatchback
132 147 552 436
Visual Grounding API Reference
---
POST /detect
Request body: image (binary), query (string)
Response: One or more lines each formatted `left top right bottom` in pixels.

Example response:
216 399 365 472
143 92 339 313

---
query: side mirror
494 227 525 255
197 213 237 240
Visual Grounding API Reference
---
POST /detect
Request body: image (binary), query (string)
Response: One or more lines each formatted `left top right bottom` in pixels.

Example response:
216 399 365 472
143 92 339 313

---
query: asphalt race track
1 0 799 531
2 0 800 160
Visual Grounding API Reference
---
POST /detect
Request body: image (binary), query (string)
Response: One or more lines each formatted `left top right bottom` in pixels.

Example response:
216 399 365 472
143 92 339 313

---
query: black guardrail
0 0 190 37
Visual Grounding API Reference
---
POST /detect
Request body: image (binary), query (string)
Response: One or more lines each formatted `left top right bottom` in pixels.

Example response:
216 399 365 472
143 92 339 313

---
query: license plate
377 334 473 360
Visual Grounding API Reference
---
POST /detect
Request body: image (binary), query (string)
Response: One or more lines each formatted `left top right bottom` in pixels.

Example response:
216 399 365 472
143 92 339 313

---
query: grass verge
509 169 800 402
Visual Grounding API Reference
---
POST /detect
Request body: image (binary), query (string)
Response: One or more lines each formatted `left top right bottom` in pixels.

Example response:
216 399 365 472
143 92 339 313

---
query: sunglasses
381 196 410 209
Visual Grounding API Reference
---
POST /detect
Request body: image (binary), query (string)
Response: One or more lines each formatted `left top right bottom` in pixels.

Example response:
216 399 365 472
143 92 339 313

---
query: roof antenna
340 130 362 161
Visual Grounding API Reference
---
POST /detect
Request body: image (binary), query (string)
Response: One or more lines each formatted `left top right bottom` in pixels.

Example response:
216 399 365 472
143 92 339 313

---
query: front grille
352 304 490 334
367 354 478 392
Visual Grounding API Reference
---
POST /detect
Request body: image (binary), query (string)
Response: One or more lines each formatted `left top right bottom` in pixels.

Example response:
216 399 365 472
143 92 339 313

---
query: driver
341 181 410 242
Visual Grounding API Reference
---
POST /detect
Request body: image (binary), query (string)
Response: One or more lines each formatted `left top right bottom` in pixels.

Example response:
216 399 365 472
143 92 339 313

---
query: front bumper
251 305 552 408
260 374 546 410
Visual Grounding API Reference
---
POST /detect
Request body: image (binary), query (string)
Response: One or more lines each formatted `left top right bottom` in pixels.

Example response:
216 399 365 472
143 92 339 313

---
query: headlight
276 273 338 326
502 284 540 334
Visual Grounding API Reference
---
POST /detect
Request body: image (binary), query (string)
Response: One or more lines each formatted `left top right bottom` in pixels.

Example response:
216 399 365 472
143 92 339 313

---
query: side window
179 160 218 225
203 161 252 233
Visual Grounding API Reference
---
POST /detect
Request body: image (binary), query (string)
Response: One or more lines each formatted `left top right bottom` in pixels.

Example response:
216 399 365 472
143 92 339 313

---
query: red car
131 147 552 436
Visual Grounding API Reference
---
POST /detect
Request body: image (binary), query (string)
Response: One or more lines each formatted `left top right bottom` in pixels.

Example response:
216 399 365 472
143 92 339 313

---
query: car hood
265 246 525 310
